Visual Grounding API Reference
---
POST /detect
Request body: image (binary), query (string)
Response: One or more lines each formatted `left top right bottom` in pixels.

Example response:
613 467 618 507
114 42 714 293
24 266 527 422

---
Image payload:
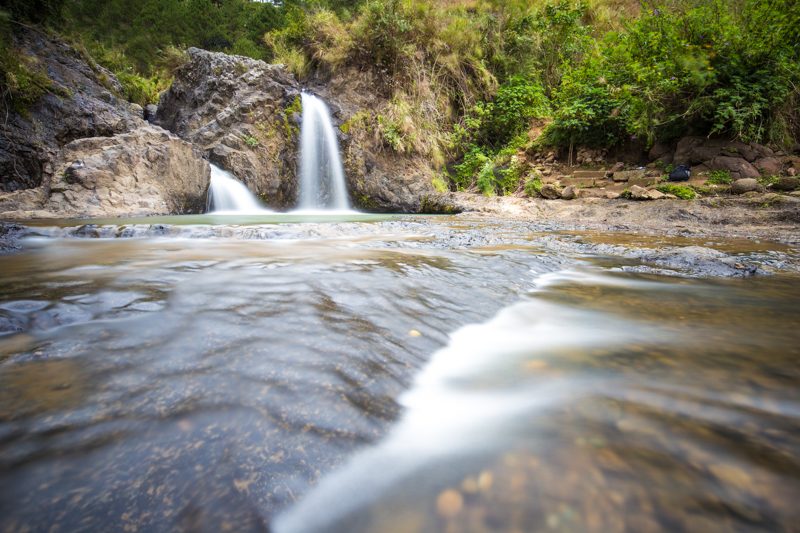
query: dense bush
545 0 800 148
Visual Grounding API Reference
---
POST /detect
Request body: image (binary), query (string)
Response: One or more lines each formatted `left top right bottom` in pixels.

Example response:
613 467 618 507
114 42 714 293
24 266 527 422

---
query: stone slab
628 176 659 187
612 170 646 182
572 170 607 179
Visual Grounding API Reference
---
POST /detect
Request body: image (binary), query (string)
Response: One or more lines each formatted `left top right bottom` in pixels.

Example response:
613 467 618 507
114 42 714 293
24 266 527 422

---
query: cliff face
0 29 144 192
0 30 210 219
1 30 441 218
306 68 438 212
158 50 437 212
156 48 302 209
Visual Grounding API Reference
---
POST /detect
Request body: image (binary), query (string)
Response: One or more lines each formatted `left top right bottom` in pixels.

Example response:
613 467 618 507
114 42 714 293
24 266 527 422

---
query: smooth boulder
730 178 760 195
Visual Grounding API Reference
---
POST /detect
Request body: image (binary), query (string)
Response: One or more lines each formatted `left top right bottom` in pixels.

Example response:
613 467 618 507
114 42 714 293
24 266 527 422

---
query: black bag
668 164 691 182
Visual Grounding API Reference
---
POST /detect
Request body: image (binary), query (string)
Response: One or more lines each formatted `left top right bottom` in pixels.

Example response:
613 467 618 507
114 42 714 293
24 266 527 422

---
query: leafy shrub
544 0 800 148
0 47 53 112
657 183 696 200
452 147 490 190
431 173 449 193
242 134 259 148
116 71 164 106
377 114 405 152
707 170 732 185
476 160 496 196
524 175 543 197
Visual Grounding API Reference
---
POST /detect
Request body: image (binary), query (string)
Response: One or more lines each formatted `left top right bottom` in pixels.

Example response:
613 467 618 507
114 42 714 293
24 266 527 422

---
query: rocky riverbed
0 213 798 532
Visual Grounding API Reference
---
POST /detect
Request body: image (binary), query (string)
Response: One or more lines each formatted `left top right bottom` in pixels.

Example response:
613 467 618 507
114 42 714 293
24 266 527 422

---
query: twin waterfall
206 93 350 213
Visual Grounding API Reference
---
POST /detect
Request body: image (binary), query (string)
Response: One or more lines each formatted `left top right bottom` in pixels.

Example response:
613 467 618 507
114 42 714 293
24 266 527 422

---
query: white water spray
206 164 267 214
298 93 350 211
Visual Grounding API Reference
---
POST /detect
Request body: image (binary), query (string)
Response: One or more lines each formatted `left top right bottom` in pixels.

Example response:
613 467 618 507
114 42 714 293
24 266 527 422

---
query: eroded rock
628 185 651 200
707 156 760 180
0 126 210 219
755 157 782 175
156 48 301 208
0 29 143 193
540 183 561 200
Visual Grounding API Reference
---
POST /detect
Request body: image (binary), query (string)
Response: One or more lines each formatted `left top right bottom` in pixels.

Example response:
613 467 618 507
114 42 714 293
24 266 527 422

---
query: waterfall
298 93 350 211
206 164 267 213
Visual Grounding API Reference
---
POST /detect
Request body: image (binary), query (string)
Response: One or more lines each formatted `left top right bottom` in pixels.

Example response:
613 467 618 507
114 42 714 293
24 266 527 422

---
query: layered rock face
0 29 143 192
0 127 210 219
0 30 211 219
156 48 302 208
158 50 437 212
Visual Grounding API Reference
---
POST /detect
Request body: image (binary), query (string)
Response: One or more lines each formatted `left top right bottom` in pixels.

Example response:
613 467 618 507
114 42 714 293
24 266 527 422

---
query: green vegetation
2 0 798 194
757 175 781 187
707 170 733 185
524 175 544 197
0 12 53 112
657 183 697 200
242 134 259 148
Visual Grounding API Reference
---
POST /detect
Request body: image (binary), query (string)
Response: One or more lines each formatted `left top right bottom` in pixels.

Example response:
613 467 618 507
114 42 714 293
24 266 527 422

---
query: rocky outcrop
156 48 301 208
157 50 437 212
730 178 761 195
654 136 797 179
0 126 210 219
706 156 760 180
0 28 144 192
338 138 440 212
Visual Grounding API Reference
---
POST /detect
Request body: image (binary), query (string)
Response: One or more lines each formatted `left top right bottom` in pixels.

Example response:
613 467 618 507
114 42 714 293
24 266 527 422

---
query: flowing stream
0 216 798 532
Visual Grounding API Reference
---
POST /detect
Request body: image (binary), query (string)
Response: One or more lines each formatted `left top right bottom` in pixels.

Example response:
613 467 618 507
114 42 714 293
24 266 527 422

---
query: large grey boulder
156 48 301 208
0 29 143 193
707 156 760 180
673 137 772 165
0 126 210 219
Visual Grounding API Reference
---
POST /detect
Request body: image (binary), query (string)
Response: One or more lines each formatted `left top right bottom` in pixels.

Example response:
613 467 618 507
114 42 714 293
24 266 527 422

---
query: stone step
612 170 646 182
559 176 614 188
572 170 608 179
627 176 660 187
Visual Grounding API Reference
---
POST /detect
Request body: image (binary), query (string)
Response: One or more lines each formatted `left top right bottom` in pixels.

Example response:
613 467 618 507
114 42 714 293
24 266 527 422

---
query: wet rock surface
426 192 800 245
156 48 301 208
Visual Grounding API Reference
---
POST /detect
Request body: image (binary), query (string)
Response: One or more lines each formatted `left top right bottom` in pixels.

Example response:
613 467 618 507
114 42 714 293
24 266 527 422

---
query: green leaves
544 0 800 148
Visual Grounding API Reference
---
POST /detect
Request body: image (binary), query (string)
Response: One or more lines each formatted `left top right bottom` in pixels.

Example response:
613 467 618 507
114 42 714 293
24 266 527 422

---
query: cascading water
206 163 267 213
298 93 351 211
